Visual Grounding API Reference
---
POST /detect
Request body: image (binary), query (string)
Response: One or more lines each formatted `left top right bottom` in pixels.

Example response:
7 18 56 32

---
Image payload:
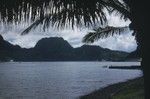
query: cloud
0 13 137 52
92 31 137 52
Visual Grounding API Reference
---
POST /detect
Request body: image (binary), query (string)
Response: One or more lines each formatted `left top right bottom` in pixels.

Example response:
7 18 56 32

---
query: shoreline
80 76 144 99
109 65 142 70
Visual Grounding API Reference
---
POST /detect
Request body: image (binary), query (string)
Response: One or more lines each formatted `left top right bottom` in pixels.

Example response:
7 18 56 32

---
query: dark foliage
82 26 128 43
0 0 130 33
0 0 148 98
0 35 129 61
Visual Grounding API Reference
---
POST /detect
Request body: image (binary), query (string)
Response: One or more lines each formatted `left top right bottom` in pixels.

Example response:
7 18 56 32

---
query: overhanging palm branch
0 0 130 33
82 26 129 43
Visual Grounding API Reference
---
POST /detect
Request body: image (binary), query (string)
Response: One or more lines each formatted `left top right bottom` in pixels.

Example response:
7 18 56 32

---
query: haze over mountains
0 35 129 61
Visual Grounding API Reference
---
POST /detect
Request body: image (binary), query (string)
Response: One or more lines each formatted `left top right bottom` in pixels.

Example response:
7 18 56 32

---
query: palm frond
21 14 50 35
82 26 128 43
21 19 43 35
106 0 130 20
0 0 130 29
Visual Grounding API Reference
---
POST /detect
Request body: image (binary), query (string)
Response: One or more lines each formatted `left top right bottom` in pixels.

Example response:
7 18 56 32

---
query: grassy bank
80 77 144 99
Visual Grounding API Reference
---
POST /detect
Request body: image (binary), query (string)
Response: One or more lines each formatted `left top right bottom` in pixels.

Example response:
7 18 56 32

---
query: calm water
0 62 142 99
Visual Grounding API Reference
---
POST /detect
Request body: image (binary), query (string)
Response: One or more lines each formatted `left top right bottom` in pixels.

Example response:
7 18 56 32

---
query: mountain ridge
0 35 129 61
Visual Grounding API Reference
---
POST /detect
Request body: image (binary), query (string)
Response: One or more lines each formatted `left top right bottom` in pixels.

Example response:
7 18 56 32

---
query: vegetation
0 36 128 61
0 0 148 98
0 0 140 56
80 77 144 99
82 26 129 43
0 0 141 58
112 77 144 99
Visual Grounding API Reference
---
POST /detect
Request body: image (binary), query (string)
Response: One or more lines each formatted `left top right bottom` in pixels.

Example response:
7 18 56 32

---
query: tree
0 0 148 98
82 26 128 43
0 0 129 30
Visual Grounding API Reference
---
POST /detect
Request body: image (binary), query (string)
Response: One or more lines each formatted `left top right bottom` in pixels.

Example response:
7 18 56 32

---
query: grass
80 77 144 99
112 77 144 99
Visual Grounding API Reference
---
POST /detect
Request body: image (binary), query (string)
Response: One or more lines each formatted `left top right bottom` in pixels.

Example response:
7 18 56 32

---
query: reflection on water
0 62 142 99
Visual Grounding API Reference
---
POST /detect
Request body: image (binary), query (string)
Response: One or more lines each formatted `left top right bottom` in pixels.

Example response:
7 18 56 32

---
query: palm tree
0 0 130 30
82 25 141 59
82 26 129 43
0 0 148 98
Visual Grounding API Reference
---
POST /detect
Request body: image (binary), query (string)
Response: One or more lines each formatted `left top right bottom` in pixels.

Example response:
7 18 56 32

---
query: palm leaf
82 26 128 43
0 0 130 29
21 14 51 35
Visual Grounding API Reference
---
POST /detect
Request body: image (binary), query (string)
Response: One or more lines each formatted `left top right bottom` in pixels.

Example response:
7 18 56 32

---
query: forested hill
0 35 129 61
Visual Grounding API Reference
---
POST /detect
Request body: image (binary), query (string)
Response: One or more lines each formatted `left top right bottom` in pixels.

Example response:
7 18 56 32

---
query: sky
0 13 137 52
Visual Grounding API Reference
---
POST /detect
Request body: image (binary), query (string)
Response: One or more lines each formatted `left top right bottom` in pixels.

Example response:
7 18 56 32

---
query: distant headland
0 35 139 62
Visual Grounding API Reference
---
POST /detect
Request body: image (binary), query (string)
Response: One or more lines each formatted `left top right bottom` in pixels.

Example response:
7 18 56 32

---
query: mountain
0 35 129 61
0 35 24 61
28 37 74 61
125 49 141 61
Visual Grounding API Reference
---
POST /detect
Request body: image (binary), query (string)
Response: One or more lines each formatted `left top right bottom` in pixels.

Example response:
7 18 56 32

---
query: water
0 62 142 99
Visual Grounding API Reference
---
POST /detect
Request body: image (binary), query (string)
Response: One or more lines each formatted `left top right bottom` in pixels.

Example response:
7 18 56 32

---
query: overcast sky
0 13 137 52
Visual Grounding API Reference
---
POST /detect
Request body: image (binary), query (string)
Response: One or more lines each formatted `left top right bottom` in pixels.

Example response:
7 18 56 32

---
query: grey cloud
0 14 136 52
